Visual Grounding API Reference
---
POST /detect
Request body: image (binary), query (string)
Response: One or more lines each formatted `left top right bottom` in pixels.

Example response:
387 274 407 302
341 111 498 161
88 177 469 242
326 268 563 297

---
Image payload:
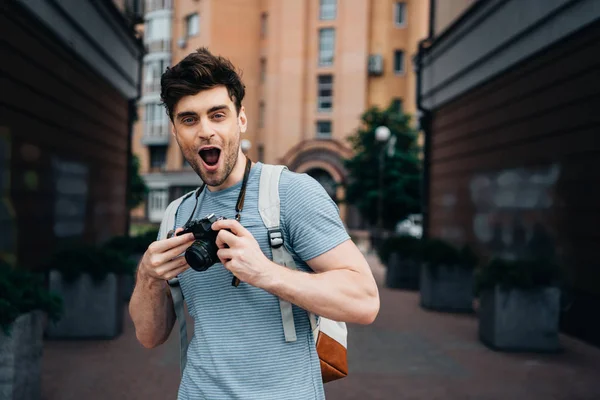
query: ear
171 122 177 138
238 106 248 134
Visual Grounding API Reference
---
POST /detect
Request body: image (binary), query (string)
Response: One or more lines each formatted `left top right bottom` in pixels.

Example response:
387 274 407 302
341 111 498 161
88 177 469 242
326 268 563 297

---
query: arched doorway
306 168 337 201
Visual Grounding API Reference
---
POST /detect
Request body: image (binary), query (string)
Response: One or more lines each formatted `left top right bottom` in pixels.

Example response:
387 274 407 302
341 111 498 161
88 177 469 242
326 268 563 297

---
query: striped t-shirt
173 162 350 399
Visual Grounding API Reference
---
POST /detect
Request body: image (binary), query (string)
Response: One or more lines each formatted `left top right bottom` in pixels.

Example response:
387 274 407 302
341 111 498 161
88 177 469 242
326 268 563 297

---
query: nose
197 118 215 141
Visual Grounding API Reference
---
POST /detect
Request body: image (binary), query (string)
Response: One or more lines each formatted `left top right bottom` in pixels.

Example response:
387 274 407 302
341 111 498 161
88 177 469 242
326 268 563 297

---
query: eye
182 117 196 125
212 112 226 120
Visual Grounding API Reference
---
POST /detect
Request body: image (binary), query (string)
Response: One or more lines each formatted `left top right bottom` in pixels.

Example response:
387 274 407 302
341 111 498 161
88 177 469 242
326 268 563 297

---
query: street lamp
241 139 252 155
374 126 395 249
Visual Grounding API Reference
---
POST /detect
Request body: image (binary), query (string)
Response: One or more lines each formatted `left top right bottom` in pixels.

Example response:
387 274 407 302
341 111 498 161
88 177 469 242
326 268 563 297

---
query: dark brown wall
428 21 600 344
0 4 130 269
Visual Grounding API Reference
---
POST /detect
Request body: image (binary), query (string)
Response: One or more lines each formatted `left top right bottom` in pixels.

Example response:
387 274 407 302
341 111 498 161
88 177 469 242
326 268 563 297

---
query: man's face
171 86 247 187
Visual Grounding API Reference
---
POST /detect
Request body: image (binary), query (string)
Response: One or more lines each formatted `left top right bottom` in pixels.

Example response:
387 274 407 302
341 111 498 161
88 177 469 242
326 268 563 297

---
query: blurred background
1 0 600 399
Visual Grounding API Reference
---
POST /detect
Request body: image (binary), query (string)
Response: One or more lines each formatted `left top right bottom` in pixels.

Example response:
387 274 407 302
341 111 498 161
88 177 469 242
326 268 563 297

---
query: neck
208 150 253 192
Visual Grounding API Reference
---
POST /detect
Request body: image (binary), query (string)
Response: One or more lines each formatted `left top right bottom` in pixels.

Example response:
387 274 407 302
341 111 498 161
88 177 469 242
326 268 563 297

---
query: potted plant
0 260 62 400
44 246 135 339
419 239 478 312
475 257 563 352
378 235 422 290
103 230 156 301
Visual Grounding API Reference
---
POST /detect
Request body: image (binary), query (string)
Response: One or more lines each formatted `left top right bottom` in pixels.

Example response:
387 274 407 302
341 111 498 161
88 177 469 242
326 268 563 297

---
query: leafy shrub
45 246 137 283
377 235 422 264
420 238 478 270
474 257 563 295
104 229 159 255
0 260 63 335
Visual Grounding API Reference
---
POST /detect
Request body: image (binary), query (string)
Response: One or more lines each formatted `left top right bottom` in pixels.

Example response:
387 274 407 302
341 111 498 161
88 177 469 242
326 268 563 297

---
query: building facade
1 0 143 268
417 0 600 346
131 0 429 225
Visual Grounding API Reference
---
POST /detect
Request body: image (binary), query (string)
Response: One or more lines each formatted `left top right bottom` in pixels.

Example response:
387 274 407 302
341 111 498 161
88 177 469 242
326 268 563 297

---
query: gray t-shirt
173 162 350 400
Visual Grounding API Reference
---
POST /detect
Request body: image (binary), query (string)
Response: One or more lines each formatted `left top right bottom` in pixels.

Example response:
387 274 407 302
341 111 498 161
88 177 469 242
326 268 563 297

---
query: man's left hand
212 219 273 287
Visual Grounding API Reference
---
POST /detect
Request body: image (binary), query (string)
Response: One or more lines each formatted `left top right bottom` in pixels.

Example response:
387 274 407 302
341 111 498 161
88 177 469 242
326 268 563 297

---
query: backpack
156 164 348 383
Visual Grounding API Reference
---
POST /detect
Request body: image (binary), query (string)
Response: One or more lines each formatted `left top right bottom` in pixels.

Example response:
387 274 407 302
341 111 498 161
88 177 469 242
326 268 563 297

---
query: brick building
417 0 600 345
0 0 143 268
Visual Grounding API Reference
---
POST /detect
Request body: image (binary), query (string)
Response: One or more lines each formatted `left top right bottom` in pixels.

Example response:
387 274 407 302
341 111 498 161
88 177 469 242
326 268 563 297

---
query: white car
395 214 423 238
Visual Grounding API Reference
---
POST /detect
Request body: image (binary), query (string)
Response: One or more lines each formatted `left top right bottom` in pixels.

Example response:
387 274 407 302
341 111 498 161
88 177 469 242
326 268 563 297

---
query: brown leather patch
316 331 348 383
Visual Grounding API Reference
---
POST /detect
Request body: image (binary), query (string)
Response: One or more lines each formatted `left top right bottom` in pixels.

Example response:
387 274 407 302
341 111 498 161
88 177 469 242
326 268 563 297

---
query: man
129 47 380 400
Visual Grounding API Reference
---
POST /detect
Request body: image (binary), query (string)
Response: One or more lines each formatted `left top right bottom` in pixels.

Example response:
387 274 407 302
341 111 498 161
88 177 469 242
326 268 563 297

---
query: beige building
132 0 429 225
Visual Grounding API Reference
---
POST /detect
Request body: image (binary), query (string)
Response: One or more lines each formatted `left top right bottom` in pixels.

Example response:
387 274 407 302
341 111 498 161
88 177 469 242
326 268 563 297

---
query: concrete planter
478 286 561 352
46 271 122 339
420 264 474 312
385 253 420 290
120 254 142 302
0 311 44 400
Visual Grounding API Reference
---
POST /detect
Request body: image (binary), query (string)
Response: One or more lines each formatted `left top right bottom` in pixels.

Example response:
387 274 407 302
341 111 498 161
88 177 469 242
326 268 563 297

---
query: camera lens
185 242 215 272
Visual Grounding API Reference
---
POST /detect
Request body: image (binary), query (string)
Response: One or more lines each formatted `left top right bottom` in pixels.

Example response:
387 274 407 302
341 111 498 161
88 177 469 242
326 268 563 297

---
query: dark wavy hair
160 47 246 121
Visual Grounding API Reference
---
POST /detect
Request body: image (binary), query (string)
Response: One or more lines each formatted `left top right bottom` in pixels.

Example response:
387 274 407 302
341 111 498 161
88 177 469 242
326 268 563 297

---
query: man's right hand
138 228 196 284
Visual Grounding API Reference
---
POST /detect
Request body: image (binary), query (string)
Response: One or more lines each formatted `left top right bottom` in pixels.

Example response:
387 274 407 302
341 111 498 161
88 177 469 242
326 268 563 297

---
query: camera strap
235 156 253 222
231 156 252 287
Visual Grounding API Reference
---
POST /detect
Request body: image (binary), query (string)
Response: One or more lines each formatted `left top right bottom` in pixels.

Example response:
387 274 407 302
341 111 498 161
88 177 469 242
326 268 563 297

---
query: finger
153 231 195 252
212 219 250 237
163 264 191 281
154 256 189 278
215 229 240 249
217 248 234 264
158 240 195 265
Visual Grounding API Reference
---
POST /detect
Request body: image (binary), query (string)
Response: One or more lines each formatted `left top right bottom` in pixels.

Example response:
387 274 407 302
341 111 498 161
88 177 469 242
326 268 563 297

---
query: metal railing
143 121 170 145
144 80 161 95
145 0 172 13
145 39 171 53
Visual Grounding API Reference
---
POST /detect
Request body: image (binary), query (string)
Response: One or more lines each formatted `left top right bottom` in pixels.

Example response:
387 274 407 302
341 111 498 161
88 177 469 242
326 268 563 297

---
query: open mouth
198 147 221 167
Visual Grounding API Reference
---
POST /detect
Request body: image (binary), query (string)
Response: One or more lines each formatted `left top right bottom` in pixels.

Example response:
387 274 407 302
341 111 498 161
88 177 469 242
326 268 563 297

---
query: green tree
343 102 421 230
128 154 148 210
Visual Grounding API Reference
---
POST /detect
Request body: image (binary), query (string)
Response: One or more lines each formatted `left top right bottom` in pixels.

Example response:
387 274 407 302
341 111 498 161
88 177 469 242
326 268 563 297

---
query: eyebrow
207 104 230 114
175 105 229 120
176 111 198 120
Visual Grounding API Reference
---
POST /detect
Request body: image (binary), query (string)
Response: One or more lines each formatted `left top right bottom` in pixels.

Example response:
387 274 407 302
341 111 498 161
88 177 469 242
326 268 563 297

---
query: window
316 121 332 138
148 189 168 222
392 98 403 113
261 13 268 38
318 28 335 66
146 103 165 123
259 102 265 128
317 75 333 111
260 58 266 83
145 104 154 123
146 16 171 40
320 0 337 20
186 13 199 37
394 2 406 26
149 145 167 169
394 50 405 74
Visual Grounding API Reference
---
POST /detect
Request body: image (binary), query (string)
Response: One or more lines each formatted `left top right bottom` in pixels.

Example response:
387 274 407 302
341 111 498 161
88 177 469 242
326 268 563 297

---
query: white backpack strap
158 188 199 377
259 164 298 342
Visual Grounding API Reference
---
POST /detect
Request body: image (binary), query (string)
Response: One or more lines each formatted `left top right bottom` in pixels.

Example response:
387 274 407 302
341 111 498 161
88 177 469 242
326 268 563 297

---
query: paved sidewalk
41 254 600 399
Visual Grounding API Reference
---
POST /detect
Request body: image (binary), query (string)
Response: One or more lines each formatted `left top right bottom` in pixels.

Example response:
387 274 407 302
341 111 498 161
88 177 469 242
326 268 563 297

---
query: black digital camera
176 213 226 272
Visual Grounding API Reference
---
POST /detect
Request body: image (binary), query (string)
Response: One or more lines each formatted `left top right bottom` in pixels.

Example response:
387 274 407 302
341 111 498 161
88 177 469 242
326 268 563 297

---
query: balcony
145 38 171 53
144 80 161 96
145 0 172 14
142 121 170 145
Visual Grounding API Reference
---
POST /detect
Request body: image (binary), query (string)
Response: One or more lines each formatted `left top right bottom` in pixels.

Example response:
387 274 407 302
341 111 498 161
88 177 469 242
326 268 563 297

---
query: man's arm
129 230 195 348
263 239 379 324
212 221 380 325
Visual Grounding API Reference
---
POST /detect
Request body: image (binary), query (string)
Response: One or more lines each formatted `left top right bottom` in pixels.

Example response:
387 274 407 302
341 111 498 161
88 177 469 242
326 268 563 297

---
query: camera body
176 213 226 272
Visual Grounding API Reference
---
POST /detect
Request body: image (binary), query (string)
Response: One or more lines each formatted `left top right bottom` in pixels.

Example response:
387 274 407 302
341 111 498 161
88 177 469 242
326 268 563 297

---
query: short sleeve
279 171 350 261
